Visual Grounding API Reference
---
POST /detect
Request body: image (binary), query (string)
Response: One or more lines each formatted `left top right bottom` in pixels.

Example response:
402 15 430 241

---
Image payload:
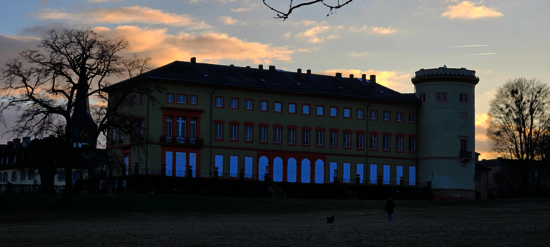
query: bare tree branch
263 0 356 20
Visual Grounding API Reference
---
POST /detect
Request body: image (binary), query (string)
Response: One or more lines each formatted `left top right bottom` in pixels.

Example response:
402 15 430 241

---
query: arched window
301 159 311 183
273 157 283 182
315 159 324 184
258 156 268 181
287 158 297 183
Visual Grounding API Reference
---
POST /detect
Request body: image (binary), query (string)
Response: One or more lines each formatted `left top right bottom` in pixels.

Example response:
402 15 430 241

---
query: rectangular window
245 99 253 110
370 134 377 150
167 93 174 103
131 95 136 106
215 155 223 177
357 109 364 119
177 94 187 104
383 111 390 121
330 132 337 147
370 110 378 120
461 139 468 152
215 123 223 140
409 166 416 186
409 114 416 123
245 125 253 141
166 116 173 137
260 101 268 111
316 131 324 146
396 166 404 185
396 136 403 151
302 130 310 146
409 137 416 152
357 163 364 183
230 124 238 140
274 128 282 143
330 162 337 183
370 164 377 184
357 134 364 149
190 95 198 105
459 93 469 103
383 165 390 185
475 171 480 182
436 93 448 103
316 106 324 116
230 98 238 109
383 135 390 151
176 117 186 138
288 129 296 144
189 118 196 139
302 104 310 115
330 107 337 117
260 126 267 142
418 94 426 103
140 94 145 104
111 128 116 143
274 102 282 113
215 97 224 108
343 108 351 118
230 156 238 178
343 163 351 183
288 103 296 114
396 112 404 122
344 133 351 148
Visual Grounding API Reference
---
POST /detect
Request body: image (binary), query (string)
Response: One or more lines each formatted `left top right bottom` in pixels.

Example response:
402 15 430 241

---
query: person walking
383 197 395 223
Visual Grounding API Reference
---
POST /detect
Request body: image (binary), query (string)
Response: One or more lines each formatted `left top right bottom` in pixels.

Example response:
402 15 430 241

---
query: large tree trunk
38 167 56 193
59 133 75 204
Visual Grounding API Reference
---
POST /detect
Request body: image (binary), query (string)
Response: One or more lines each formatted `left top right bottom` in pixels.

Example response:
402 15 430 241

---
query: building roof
107 61 421 104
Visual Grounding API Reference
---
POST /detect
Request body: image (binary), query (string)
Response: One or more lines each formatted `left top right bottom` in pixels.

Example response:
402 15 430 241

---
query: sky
0 0 549 159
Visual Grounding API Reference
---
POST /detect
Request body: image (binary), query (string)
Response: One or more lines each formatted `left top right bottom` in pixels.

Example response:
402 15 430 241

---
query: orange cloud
94 26 293 66
319 69 413 92
350 25 406 34
442 1 503 19
219 16 238 25
295 26 342 43
35 6 213 29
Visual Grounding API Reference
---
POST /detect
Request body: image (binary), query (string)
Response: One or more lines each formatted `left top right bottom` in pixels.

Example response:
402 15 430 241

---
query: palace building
105 58 479 199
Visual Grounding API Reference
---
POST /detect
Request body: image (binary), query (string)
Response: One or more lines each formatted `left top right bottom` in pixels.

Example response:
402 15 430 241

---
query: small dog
326 215 335 224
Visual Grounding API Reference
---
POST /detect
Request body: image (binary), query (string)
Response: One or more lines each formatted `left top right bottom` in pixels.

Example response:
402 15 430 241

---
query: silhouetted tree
263 0 356 20
487 78 550 196
0 29 162 204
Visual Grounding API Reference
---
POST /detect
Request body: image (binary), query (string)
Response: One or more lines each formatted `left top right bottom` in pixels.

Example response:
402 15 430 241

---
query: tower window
436 93 448 103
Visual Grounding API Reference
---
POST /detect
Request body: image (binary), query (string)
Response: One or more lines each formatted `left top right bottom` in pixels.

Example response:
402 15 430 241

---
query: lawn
0 194 549 246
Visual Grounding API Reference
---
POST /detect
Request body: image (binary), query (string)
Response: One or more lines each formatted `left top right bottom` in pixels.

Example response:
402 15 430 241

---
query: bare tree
0 29 161 203
486 78 550 196
263 0 356 20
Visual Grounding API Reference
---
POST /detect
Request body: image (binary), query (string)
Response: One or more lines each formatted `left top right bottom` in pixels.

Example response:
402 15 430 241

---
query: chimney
370 75 376 84
336 73 342 79
269 65 276 72
297 68 302 74
259 64 263 70
22 137 30 147
362 74 368 85
246 66 250 69
13 138 21 148
307 69 311 75
349 74 354 79
7 141 12 149
190 57 196 65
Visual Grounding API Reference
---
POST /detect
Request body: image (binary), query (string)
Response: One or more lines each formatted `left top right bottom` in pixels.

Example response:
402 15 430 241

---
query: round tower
412 66 479 200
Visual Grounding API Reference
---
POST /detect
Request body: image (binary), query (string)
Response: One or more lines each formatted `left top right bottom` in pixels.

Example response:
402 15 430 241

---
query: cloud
230 3 259 12
348 51 369 57
349 25 406 34
441 1 503 19
319 69 413 92
0 35 41 66
219 16 238 25
93 26 293 66
34 6 213 29
295 25 342 43
281 32 292 38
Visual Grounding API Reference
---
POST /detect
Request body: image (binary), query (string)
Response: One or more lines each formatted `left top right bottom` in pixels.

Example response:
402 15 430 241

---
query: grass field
1 194 549 246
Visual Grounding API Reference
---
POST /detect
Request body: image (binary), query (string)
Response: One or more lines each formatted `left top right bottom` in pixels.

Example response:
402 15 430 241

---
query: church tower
70 78 98 147
412 66 479 199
